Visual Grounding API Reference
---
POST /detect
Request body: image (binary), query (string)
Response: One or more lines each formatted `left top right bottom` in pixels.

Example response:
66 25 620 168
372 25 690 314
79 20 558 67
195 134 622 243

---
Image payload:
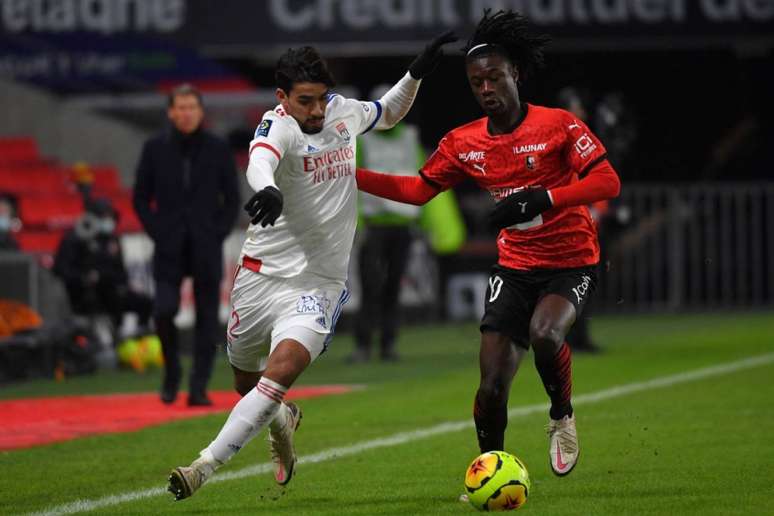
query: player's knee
478 378 508 405
529 321 564 351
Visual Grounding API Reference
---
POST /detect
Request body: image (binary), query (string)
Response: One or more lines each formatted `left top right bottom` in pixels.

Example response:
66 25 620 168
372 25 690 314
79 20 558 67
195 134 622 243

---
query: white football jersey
240 94 382 281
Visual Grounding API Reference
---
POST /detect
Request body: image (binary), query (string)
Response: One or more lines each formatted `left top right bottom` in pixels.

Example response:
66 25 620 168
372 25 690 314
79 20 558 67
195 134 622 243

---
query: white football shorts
226 266 349 372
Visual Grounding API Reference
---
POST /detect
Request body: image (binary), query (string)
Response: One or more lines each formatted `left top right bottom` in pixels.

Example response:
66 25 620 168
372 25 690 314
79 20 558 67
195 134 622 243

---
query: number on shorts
488 275 504 302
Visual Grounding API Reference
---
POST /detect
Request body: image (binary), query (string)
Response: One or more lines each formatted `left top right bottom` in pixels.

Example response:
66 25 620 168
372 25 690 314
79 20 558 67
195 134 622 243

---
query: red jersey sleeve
420 133 467 190
562 112 608 177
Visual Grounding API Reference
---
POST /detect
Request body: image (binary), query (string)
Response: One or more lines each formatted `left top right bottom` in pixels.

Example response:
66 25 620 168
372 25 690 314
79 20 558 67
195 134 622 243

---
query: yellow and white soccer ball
464 451 531 511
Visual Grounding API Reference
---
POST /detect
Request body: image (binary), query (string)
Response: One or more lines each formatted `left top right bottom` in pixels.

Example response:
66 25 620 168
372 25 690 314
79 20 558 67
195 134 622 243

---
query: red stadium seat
18 195 84 230
89 166 123 194
15 230 65 254
0 166 73 196
111 192 143 233
0 138 40 166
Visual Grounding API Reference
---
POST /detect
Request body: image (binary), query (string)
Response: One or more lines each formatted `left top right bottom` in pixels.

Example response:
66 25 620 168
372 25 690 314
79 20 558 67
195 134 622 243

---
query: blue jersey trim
363 101 382 133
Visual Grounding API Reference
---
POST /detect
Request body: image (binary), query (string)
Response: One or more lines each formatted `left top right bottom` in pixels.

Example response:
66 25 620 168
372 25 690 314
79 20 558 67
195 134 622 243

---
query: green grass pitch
1 312 773 515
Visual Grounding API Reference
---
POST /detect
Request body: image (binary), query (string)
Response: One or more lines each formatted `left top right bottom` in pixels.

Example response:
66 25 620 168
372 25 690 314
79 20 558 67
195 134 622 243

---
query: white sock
204 377 288 464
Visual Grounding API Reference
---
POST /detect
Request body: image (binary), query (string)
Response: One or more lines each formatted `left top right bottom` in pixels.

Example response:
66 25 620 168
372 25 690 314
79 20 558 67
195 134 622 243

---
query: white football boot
547 413 579 476
168 453 218 501
268 402 302 485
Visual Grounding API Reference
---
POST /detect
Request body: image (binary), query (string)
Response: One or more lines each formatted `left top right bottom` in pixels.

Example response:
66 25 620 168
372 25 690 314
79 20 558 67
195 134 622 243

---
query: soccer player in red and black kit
356 9 620 477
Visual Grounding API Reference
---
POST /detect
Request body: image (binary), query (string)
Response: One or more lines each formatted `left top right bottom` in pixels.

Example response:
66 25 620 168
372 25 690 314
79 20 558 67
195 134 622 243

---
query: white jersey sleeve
327 94 383 136
248 108 299 164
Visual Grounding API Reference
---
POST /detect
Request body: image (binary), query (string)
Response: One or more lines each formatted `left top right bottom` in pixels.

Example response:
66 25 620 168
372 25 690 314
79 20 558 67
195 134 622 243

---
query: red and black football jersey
421 104 608 270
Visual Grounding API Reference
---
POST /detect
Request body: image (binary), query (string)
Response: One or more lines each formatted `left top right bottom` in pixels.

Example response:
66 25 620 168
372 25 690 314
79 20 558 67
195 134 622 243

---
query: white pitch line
24 352 774 516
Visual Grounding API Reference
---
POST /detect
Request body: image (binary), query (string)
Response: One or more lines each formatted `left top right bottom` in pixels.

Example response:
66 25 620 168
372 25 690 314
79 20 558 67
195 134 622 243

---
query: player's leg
530 268 596 476
475 266 535 453
168 340 309 500
475 331 527 452
530 294 576 420
169 266 275 500
232 365 260 396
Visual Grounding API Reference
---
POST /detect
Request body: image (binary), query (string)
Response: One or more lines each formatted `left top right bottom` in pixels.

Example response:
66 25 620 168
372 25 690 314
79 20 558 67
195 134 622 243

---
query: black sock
473 391 508 452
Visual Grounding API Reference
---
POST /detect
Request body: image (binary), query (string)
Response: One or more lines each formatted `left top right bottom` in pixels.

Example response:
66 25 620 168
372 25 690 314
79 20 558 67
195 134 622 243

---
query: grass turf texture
1 312 772 515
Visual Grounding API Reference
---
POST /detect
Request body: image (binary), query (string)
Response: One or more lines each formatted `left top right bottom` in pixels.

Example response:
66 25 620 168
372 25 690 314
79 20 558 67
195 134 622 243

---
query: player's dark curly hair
463 9 551 81
275 46 336 93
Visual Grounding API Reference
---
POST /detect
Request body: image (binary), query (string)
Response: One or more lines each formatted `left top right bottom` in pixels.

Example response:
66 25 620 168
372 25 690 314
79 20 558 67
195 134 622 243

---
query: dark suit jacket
133 128 240 282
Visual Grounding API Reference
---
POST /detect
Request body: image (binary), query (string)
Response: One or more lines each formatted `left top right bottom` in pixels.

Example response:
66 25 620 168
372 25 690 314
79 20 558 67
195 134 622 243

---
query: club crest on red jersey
336 122 351 142
525 155 536 170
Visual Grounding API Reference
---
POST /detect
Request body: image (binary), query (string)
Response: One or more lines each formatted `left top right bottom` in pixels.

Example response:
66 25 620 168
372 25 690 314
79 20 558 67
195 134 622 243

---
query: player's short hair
167 83 203 107
463 9 551 81
275 46 336 94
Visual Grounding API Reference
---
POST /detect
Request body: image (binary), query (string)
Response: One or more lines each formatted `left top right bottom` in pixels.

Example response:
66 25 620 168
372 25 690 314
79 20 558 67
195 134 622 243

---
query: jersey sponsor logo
255 119 273 138
525 155 536 169
472 163 486 175
336 122 351 142
303 145 355 184
571 274 592 304
513 143 547 154
574 133 597 159
488 275 504 302
307 144 319 153
458 150 485 162
568 120 582 130
491 185 527 200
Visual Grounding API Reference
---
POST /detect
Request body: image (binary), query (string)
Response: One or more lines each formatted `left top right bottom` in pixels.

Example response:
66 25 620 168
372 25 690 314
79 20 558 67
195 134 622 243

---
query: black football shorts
480 264 598 349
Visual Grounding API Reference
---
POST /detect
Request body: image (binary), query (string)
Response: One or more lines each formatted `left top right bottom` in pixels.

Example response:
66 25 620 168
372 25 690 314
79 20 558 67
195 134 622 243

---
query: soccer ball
464 451 530 511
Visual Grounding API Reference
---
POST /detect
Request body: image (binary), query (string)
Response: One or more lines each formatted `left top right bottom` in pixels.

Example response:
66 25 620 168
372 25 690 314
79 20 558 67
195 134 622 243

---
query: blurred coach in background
133 84 240 406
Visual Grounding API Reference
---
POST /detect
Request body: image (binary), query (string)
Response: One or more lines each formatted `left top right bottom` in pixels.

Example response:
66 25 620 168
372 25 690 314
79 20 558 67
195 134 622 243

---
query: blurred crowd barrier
596 182 774 312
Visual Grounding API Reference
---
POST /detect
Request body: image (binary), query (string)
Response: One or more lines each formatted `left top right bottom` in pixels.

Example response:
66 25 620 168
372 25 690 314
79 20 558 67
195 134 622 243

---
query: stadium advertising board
0 0 772 55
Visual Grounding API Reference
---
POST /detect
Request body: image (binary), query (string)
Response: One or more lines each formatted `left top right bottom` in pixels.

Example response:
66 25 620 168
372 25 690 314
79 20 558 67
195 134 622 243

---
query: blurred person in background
53 198 152 329
133 84 241 407
0 194 20 251
355 10 620 483
167 34 456 501
556 86 604 353
349 84 425 364
558 87 636 354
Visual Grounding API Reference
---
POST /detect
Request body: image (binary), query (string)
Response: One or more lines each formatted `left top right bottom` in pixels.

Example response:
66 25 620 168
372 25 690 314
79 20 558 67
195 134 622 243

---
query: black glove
244 186 283 227
489 188 552 229
408 30 459 79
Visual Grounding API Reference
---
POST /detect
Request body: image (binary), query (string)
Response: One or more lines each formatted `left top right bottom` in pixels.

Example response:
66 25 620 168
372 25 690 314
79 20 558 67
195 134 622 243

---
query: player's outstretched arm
356 167 439 206
374 31 458 130
489 160 620 229
408 30 459 80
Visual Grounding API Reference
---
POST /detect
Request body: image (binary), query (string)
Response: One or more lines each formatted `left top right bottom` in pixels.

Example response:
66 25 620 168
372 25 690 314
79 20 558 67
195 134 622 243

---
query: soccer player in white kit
168 35 457 501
